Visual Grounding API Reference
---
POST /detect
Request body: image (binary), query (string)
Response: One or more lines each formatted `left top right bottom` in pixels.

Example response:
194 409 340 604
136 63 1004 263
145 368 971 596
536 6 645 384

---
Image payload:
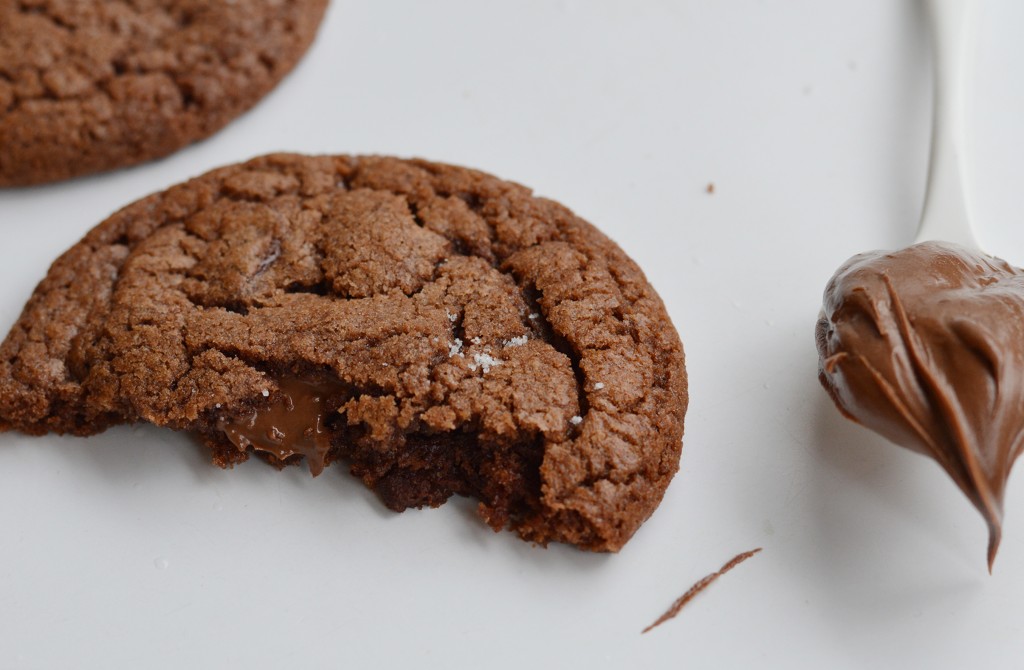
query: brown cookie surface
0 0 327 186
0 154 687 551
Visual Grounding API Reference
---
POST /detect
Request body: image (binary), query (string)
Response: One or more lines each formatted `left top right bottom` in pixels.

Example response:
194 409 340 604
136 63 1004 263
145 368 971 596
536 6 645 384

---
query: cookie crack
517 281 590 421
15 2 76 31
360 184 500 271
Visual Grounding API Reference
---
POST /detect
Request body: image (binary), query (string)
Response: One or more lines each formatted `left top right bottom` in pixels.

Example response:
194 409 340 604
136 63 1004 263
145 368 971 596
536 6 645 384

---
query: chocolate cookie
0 0 327 186
0 154 687 551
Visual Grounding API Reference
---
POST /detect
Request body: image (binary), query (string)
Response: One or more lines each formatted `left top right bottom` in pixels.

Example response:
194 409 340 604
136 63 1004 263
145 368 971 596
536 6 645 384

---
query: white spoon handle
915 0 979 248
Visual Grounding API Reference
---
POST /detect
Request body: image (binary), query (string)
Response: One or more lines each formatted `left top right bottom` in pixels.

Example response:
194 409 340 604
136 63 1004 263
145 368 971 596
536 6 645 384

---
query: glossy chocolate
220 377 344 477
817 241 1024 569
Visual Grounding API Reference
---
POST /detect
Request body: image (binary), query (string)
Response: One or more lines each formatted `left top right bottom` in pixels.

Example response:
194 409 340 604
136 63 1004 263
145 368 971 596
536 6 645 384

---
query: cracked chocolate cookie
0 154 687 551
0 0 327 186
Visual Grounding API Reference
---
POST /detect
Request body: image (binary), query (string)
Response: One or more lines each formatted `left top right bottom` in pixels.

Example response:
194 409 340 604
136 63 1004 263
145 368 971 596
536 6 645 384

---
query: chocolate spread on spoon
817 241 1024 569
220 377 344 477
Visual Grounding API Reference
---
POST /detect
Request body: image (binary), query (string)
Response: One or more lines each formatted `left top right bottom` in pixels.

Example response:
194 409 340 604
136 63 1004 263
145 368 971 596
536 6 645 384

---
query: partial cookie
0 154 688 551
0 0 327 186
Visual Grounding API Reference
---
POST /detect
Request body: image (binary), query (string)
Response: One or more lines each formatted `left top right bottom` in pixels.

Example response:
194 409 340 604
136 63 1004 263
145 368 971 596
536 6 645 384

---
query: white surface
3 1 1024 668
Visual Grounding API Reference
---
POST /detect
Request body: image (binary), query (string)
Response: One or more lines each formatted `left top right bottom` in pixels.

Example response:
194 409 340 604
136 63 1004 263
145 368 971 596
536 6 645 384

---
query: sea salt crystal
469 353 502 373
449 338 463 357
594 382 605 390
569 415 583 425
504 335 528 347
261 389 270 397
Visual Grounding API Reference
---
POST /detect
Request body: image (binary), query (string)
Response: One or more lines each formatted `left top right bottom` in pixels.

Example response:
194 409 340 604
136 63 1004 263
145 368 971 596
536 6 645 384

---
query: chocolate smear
642 547 762 634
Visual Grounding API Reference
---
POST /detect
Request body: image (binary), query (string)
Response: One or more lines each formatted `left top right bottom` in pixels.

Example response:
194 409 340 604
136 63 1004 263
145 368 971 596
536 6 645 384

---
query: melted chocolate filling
213 377 544 531
219 377 344 477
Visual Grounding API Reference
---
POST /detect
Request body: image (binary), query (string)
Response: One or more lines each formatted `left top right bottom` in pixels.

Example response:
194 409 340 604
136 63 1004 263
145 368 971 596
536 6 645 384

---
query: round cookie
0 0 327 186
0 154 688 551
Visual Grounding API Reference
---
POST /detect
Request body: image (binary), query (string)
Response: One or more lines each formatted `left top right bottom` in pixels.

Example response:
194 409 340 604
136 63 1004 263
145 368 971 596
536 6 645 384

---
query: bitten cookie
0 0 327 186
0 154 688 551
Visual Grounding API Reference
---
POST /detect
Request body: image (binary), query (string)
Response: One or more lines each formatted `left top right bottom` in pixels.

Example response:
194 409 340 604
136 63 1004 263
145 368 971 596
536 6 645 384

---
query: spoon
915 0 979 248
816 0 1024 571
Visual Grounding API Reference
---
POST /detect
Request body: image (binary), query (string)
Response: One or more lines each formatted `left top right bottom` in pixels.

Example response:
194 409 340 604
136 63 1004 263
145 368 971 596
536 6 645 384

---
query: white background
2 1 1024 667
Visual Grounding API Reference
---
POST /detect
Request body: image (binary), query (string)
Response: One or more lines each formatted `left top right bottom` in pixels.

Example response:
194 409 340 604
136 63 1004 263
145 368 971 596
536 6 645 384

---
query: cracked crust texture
0 0 327 186
0 154 688 551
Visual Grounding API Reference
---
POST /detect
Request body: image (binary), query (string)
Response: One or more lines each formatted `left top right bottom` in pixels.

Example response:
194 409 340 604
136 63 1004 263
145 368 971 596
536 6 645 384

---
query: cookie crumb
706 182 715 194
642 548 762 635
